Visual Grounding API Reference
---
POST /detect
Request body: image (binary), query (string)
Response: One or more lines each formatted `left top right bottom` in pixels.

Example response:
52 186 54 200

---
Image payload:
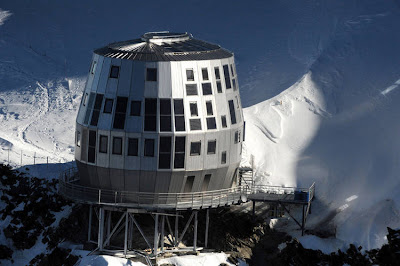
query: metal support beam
88 205 92 242
98 207 105 251
177 212 195 245
107 210 111 243
193 211 198 251
124 212 129 256
153 214 159 255
165 216 174 246
205 208 209 248
104 212 126 247
174 211 179 247
129 214 152 250
252 200 256 220
161 215 165 252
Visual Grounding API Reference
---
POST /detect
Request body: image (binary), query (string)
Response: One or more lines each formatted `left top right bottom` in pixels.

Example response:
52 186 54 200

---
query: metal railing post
98 189 101 204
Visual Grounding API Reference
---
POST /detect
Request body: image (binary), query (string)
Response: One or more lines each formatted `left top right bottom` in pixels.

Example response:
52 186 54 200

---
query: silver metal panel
86 54 97 92
97 57 111 94
139 171 156 192
185 133 205 171
75 124 82 161
209 166 228 190
125 117 142 133
155 172 172 193
77 161 90 186
110 168 125 190
124 132 141 170
92 55 104 93
158 62 172 98
97 112 113 131
140 134 158 171
81 127 88 162
218 130 231 168
130 61 145 100
203 132 219 170
87 164 100 188
97 166 111 189
124 169 140 192
109 131 125 169
117 59 132 97
144 62 158 97
185 171 202 192
170 61 183 98
168 171 185 193
96 129 110 169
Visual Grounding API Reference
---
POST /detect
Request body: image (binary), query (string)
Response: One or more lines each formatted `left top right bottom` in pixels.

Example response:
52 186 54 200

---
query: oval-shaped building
75 32 244 195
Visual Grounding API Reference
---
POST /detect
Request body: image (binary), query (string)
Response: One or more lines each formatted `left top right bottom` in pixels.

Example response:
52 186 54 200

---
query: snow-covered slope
1 0 400 252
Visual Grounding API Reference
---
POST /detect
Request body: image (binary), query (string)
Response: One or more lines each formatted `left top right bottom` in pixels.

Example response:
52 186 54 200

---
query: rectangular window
84 93 96 124
201 174 211 191
146 68 157 81
144 98 157 131
160 99 171 132
128 138 138 156
228 100 237 125
159 136 172 169
221 151 227 164
201 68 209 80
113 97 128 129
90 94 104 126
99 135 108 153
207 140 216 154
112 137 122 155
202 83 212 95
216 81 222 93
230 64 235 77
130 101 141 116
223 65 232 89
104 98 113 113
206 117 216 130
234 131 239 144
190 141 201 156
76 131 81 147
186 69 194 81
144 139 155 157
88 130 96 163
189 102 198 116
232 78 237 90
174 99 185 132
221 115 227 128
184 176 195 193
214 67 221 80
91 61 97 74
110 65 120 78
174 136 186 169
186 84 198 96
190 119 202 131
206 101 213 115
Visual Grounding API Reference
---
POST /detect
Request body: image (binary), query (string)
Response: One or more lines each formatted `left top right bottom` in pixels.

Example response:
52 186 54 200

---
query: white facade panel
158 62 172 98
171 61 184 98
96 129 110 168
117 59 133 97
144 62 158 97
131 61 145 100
124 132 141 170
97 57 111 94
185 133 205 171
109 131 125 169
140 133 158 171
86 54 97 92
92 55 104 93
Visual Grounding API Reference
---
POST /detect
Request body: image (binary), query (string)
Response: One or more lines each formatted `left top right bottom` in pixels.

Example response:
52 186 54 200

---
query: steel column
205 208 209 248
161 215 165 252
124 212 129 255
174 211 179 247
193 211 198 251
153 213 159 255
88 205 92 242
98 207 105 251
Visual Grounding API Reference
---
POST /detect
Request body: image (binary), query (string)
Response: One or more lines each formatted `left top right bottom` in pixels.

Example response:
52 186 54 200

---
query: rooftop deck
58 167 315 211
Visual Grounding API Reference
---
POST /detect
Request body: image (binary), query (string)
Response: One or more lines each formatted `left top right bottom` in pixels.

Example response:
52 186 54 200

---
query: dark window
221 151 227 164
144 139 155 157
110 65 120 78
202 68 209 80
184 176 195 193
84 93 96 124
112 137 122 155
202 83 212 95
174 136 186 169
228 100 237 125
186 84 198 95
160 99 171 132
206 101 213 115
201 174 211 191
232 78 236 90
186 69 194 81
190 119 202 130
144 98 157 131
190 102 198 116
221 115 227 128
99 135 108 153
90 94 104 126
174 99 185 132
88 130 96 163
146 68 157 81
159 136 172 169
207 140 216 154
113 97 128 129
130 101 141 116
128 138 138 156
216 81 222 93
223 65 232 89
190 141 201 156
234 131 239 144
206 117 217 130
214 67 221 80
104 98 113 113
231 64 235 76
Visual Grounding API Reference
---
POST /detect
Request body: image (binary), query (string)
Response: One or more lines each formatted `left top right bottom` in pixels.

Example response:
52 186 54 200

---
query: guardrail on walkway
58 167 314 210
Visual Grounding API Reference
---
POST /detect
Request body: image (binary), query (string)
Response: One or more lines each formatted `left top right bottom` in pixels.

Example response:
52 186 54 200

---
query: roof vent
141 31 191 44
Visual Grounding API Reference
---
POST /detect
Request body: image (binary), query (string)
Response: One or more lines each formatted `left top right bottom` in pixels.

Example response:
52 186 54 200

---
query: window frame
99 135 108 154
207 140 216 155
112 137 123 155
190 141 201 156
186 69 195 81
109 65 120 79
103 98 114 114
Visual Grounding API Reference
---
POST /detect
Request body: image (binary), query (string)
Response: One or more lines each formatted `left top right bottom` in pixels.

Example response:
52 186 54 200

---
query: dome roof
94 32 233 61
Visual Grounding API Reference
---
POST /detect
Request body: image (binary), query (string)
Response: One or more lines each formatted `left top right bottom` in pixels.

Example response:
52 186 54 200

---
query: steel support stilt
124 212 129 256
98 207 105 251
205 208 209 248
252 200 256 220
88 205 92 242
107 210 111 243
174 211 179 247
193 211 198 251
161 215 165 252
301 205 305 236
153 214 159 256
